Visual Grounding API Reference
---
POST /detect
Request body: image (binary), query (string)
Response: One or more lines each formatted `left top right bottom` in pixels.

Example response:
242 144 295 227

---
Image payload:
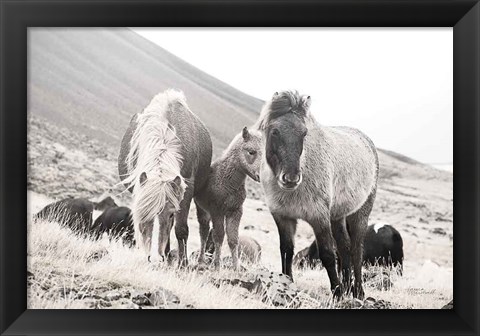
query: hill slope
29 28 263 156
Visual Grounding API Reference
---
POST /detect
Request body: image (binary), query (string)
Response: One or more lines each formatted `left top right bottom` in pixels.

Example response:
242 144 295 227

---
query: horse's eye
271 129 279 137
302 130 308 137
169 213 174 219
248 150 257 156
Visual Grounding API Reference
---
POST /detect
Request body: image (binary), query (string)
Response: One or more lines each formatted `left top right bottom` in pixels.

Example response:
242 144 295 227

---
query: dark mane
255 90 311 130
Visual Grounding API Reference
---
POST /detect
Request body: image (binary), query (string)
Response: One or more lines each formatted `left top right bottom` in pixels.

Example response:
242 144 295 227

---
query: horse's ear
302 95 312 110
242 127 251 141
139 172 148 186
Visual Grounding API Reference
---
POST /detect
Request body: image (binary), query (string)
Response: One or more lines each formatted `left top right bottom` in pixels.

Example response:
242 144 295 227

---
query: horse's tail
123 90 187 225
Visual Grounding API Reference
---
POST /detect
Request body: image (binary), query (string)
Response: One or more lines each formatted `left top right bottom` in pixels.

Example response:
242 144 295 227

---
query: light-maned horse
118 89 212 266
255 90 379 299
194 127 262 269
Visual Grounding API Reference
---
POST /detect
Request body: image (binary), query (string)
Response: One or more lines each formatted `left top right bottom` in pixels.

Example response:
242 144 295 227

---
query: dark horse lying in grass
255 90 379 299
34 196 118 237
295 223 404 275
92 206 135 246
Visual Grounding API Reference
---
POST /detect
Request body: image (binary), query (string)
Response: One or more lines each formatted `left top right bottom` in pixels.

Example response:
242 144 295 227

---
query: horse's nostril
147 256 151 262
283 173 300 184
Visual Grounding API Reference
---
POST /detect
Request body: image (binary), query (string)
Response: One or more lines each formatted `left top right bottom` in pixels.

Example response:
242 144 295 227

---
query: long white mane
123 90 187 224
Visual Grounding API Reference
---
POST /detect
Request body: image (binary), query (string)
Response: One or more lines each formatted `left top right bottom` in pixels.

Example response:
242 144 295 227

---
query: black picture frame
1 0 478 335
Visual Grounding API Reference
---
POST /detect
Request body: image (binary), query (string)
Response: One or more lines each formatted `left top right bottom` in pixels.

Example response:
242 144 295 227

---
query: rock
104 291 122 302
419 217 429 224
211 270 303 307
124 302 140 309
131 292 151 306
252 271 302 307
431 227 447 235
211 278 257 291
338 297 393 309
441 299 453 309
88 299 112 309
372 299 392 309
148 288 180 307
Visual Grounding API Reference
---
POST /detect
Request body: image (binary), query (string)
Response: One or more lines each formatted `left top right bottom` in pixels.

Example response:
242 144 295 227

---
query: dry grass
27 202 452 309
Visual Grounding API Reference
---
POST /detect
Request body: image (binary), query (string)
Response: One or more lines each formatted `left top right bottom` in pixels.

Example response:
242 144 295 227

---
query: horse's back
118 114 137 190
35 198 94 232
305 124 379 219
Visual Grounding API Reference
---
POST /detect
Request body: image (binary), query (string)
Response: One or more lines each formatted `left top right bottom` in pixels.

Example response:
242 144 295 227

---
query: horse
293 243 322 269
255 90 379 299
34 196 117 237
295 223 404 275
363 223 404 274
92 206 135 246
191 229 262 265
118 89 212 266
93 196 118 213
194 127 262 269
34 197 94 233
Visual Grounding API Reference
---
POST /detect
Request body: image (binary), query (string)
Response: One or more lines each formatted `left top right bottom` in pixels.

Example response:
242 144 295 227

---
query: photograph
27 27 453 309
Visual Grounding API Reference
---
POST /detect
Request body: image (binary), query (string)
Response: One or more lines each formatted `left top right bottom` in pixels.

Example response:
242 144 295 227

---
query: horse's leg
175 189 194 268
195 200 211 266
225 208 242 270
309 215 342 298
272 213 297 279
211 213 225 269
165 237 171 255
332 217 352 294
346 191 376 299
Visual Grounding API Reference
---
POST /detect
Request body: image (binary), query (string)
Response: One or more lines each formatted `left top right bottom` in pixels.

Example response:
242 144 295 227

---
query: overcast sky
132 28 452 165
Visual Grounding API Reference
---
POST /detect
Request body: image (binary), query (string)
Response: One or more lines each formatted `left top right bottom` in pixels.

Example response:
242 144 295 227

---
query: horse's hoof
197 263 207 272
177 259 189 269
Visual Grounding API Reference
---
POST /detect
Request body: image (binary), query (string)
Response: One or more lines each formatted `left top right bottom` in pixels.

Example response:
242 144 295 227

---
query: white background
132 28 452 167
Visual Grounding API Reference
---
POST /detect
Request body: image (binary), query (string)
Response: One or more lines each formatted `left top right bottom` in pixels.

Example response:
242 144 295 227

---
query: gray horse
118 89 212 266
255 90 379 299
194 127 262 270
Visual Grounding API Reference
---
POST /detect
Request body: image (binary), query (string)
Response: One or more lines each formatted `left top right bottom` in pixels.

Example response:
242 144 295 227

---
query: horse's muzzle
278 172 302 190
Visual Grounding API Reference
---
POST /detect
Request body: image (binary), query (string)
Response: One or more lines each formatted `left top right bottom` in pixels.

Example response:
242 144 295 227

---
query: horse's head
238 127 262 182
261 91 310 191
93 196 118 211
136 172 185 263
